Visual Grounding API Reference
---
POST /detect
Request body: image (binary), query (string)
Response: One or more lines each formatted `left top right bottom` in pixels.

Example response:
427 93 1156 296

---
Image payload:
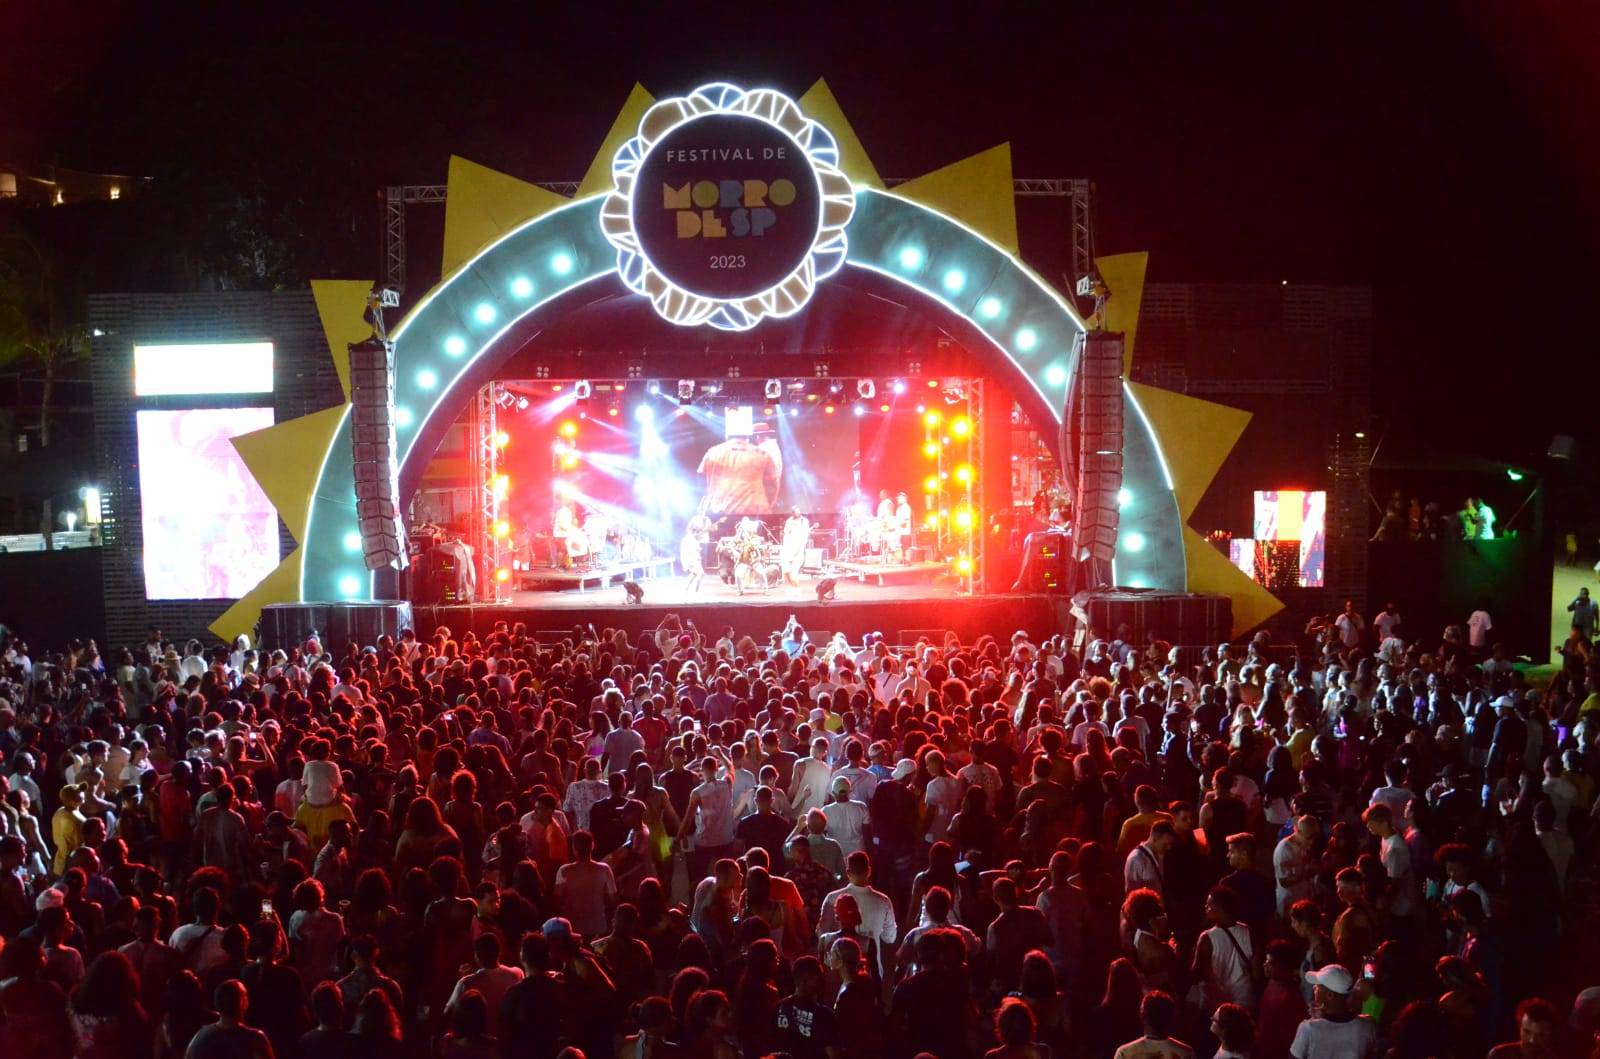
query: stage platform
412 572 1072 645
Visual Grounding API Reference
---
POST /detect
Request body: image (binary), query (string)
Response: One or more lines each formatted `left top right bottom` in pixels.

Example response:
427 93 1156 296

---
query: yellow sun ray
798 79 883 190
575 83 656 200
891 144 1018 255
442 156 571 278
1104 254 1283 635
209 546 306 644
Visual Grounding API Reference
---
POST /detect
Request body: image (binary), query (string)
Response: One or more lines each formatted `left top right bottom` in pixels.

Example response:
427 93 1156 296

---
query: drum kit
554 511 650 570
716 521 781 594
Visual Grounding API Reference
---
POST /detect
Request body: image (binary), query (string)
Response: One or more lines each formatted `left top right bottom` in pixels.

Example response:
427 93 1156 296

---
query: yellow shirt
52 806 85 875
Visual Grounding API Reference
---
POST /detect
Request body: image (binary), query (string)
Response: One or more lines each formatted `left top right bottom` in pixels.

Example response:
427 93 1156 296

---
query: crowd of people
0 602 1595 1059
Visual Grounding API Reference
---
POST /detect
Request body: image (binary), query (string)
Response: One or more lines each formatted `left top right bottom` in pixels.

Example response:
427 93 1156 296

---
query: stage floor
515 572 964 609
413 572 1073 645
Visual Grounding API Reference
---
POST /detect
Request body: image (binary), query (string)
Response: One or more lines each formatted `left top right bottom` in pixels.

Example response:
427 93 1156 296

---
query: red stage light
823 404 836 414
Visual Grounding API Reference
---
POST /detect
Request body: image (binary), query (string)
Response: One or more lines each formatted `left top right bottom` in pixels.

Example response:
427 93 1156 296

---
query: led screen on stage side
134 341 274 396
136 408 278 599
1251 489 1326 587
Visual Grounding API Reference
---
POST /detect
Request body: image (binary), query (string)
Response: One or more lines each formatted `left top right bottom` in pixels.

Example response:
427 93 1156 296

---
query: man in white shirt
1291 965 1377 1058
552 830 617 941
1334 601 1364 651
1123 821 1173 900
1371 603 1402 644
818 851 898 982
820 776 868 856
600 712 645 776
1273 815 1320 917
447 933 524 1035
1467 607 1493 651
1362 803 1417 921
790 737 835 816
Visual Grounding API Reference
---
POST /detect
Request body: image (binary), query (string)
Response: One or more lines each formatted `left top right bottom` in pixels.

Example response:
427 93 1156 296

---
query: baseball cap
831 776 852 795
892 758 917 781
541 917 574 942
1304 964 1355 995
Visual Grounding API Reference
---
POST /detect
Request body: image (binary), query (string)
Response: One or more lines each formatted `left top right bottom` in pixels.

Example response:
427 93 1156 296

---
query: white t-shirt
821 798 868 856
1290 1015 1377 1059
690 780 737 848
817 882 897 976
1467 611 1493 647
1381 832 1416 917
1334 614 1363 648
1373 611 1402 641
922 775 962 842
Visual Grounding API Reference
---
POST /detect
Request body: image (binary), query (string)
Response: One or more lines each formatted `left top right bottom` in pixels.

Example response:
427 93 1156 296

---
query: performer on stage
553 500 589 568
681 508 712 593
697 423 781 515
780 507 811 589
892 491 913 562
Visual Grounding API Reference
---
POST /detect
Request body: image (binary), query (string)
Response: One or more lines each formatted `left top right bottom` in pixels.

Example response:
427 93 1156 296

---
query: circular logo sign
600 83 856 331
631 113 822 301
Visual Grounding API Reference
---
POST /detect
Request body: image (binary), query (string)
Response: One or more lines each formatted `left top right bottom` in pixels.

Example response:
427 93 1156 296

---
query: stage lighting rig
574 379 593 402
765 378 783 402
856 379 876 400
676 380 695 405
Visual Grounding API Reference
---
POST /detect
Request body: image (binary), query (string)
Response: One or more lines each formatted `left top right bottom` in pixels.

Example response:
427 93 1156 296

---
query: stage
412 571 1073 645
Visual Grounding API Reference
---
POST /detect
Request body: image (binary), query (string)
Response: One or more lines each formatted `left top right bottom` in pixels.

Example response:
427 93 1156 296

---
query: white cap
1304 964 1355 995
892 758 917 781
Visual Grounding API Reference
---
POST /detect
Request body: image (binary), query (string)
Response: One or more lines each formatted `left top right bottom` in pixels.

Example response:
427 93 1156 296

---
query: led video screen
136 408 279 599
1251 489 1325 587
134 342 273 396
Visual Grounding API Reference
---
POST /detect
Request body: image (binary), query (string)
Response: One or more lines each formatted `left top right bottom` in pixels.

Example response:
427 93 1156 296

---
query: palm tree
0 234 88 449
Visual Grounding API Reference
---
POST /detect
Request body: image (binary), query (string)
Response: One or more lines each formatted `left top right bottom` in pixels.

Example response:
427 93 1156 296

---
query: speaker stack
1069 333 1126 576
349 337 408 572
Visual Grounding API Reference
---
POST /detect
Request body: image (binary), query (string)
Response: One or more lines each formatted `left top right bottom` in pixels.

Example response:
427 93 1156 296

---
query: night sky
6 3 1598 467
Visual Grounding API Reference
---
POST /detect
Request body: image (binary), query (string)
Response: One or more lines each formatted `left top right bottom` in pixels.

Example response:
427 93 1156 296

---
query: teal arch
301 189 1185 601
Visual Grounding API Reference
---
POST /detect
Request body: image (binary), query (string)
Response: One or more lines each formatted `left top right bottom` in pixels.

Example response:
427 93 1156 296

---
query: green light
1506 469 1524 481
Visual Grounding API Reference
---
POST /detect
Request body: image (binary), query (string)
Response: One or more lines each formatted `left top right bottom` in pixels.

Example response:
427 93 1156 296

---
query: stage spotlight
677 379 695 405
623 580 645 604
559 420 578 439
635 405 655 424
495 390 516 410
806 393 819 402
493 430 510 448
823 403 836 415
607 406 619 417
922 441 939 458
575 379 593 401
923 475 939 493
942 385 965 405
648 382 661 395
493 520 510 538
892 380 907 395
815 577 838 602
515 397 530 411
954 464 973 484
828 381 843 395
855 379 876 400
950 416 972 438
763 406 775 417
852 405 866 417
924 410 942 428
765 378 783 402
955 556 974 575
495 567 511 583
